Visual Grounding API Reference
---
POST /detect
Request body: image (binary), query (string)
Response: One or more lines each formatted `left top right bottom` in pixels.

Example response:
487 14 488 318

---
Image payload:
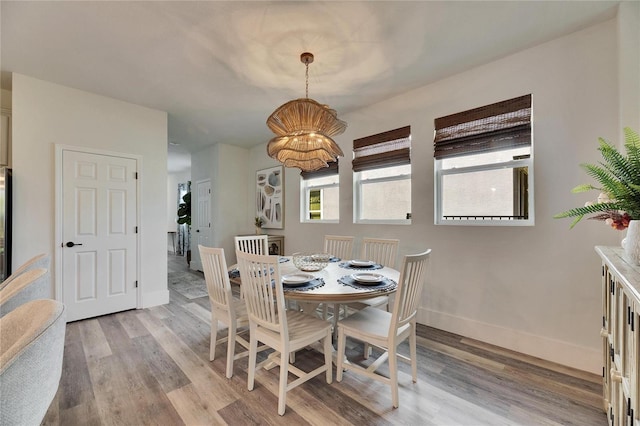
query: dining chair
0 268 50 318
0 299 66 425
350 237 400 313
336 249 431 408
0 253 49 291
234 235 269 255
322 235 355 328
199 245 263 378
323 235 354 261
235 250 333 416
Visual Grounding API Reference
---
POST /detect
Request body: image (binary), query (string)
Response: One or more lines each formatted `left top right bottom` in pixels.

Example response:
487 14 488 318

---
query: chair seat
257 310 332 351
348 295 389 312
339 306 409 343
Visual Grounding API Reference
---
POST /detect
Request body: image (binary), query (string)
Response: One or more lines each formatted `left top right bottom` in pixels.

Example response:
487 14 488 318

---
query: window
353 126 411 224
434 94 533 225
300 161 339 222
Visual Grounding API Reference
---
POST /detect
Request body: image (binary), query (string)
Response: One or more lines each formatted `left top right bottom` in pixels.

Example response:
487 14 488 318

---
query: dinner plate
282 273 315 286
349 259 375 267
351 273 384 284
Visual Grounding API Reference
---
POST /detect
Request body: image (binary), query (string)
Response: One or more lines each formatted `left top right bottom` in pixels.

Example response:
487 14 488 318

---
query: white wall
618 1 640 135
249 19 624 372
190 143 249 268
11 73 169 308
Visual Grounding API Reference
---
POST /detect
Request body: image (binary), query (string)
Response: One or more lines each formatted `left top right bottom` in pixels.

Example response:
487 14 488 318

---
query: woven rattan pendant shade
266 52 346 172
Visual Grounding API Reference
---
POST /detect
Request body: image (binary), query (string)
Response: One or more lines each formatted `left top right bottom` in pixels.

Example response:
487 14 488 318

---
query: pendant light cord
305 61 309 99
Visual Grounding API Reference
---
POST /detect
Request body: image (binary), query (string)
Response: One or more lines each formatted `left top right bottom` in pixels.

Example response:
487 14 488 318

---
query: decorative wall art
256 166 284 229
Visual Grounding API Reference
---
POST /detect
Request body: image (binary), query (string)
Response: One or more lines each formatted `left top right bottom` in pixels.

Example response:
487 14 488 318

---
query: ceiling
1 1 619 172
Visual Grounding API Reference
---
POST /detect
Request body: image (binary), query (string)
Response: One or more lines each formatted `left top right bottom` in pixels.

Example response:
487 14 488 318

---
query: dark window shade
352 126 411 172
300 160 338 180
434 95 531 160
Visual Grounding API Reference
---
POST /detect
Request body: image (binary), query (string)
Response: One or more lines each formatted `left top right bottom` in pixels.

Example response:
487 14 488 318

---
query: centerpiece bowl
292 252 330 272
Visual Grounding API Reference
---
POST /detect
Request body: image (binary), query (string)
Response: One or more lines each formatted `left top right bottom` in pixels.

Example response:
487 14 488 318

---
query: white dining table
230 256 400 305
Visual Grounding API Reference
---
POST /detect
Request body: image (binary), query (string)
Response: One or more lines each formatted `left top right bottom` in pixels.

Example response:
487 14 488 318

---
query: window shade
434 95 531 160
352 126 411 172
300 160 338 180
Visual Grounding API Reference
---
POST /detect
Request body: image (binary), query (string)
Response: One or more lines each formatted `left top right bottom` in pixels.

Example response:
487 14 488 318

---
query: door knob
65 241 83 247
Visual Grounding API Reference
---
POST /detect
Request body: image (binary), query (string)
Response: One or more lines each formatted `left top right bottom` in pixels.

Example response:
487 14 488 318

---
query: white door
61 150 138 321
192 179 211 271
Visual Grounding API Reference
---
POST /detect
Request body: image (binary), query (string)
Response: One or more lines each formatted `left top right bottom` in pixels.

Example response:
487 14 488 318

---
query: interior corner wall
190 143 249 267
248 18 623 373
618 1 640 134
11 73 169 308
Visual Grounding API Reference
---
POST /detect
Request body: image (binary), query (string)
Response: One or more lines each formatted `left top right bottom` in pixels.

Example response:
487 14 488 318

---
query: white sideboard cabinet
597 246 640 426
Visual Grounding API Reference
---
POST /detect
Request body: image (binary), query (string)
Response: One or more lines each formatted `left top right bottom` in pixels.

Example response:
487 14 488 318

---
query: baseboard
141 289 170 309
417 307 601 374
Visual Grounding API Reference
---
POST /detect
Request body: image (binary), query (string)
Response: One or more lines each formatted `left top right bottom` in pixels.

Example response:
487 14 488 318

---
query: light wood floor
43 254 607 425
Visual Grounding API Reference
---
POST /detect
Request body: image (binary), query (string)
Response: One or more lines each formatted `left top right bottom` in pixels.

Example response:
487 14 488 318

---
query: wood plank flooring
43 254 607 425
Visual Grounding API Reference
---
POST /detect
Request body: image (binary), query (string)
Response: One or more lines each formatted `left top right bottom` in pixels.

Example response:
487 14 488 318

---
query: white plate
282 273 315 285
351 273 384 284
349 259 375 267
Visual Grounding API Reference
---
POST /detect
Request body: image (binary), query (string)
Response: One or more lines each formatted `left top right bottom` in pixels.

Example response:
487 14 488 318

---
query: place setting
281 272 325 292
338 259 383 270
338 271 396 291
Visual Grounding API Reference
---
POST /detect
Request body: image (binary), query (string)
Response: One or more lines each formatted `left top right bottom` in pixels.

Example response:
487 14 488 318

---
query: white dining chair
0 253 49 291
236 250 333 416
349 237 400 313
322 235 355 328
235 235 269 255
336 249 431 408
323 235 354 261
199 245 264 378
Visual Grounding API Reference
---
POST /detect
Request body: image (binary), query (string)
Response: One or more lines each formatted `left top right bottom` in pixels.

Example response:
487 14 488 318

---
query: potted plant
554 127 640 262
177 191 191 264
255 216 264 235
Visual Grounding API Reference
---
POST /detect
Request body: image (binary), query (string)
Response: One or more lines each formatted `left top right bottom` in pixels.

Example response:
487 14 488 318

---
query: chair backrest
235 235 269 255
0 254 50 291
390 250 431 333
361 237 400 268
0 268 50 318
235 250 286 336
0 299 66 425
198 245 234 314
323 235 354 260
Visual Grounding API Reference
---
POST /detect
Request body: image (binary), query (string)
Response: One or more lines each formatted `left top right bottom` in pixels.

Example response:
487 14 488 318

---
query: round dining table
229 256 400 304
277 257 400 304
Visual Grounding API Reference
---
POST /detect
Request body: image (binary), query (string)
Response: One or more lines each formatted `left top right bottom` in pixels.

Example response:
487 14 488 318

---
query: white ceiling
1 1 619 172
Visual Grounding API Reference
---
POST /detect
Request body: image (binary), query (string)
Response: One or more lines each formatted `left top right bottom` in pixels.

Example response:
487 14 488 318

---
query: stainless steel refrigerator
0 167 12 281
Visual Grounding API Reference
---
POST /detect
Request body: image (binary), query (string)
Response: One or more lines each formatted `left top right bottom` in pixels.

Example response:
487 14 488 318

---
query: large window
353 126 411 224
434 94 533 225
300 161 339 223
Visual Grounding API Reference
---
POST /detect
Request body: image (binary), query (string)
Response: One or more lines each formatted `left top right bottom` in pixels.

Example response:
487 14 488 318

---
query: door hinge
603 315 606 328
602 366 605 378
602 265 605 276
135 172 139 179
135 280 138 288
135 226 138 234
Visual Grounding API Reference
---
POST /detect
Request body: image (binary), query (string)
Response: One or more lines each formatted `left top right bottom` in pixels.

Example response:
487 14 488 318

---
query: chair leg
336 327 345 382
363 342 371 360
210 314 218 361
225 321 236 379
389 344 399 408
247 328 257 391
278 352 289 415
324 330 333 384
410 324 417 383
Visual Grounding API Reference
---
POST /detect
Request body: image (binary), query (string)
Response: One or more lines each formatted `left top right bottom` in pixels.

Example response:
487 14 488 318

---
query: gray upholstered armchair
0 253 50 292
0 268 50 318
0 299 66 425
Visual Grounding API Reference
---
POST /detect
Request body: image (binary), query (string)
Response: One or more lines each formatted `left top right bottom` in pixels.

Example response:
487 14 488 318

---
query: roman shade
434 94 531 160
300 160 338 180
352 126 411 172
